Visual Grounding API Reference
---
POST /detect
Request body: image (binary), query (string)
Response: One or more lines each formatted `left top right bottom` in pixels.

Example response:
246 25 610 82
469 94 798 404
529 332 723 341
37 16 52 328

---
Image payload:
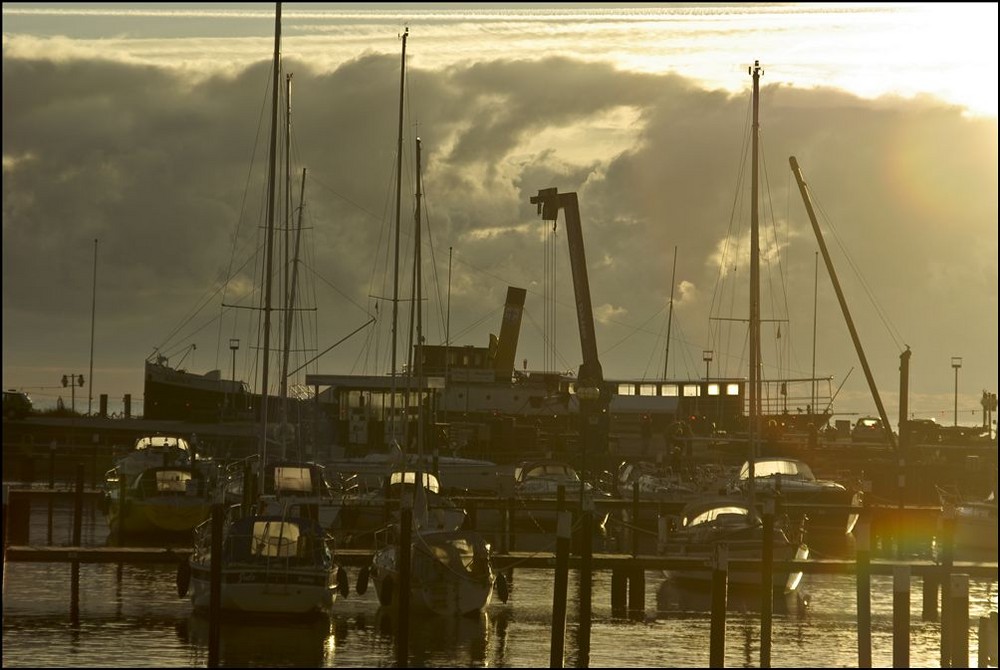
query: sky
2 2 997 426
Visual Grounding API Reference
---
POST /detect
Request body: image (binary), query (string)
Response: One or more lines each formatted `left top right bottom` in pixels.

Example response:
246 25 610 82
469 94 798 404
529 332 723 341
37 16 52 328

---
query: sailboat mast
663 245 678 379
278 71 293 457
390 27 408 448
414 137 424 459
749 60 763 473
280 168 307 459
259 1 282 464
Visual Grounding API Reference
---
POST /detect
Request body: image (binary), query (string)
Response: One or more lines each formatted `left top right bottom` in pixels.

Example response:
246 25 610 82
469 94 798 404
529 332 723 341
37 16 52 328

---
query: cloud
2 47 996 420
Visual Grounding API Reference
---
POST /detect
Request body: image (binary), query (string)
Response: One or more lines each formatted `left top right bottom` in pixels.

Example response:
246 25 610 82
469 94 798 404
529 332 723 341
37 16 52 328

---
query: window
661 385 679 397
726 384 740 396
707 383 721 396
640 384 657 397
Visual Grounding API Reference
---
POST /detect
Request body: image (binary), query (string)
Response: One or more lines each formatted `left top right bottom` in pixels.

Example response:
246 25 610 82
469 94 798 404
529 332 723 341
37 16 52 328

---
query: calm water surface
2 496 996 667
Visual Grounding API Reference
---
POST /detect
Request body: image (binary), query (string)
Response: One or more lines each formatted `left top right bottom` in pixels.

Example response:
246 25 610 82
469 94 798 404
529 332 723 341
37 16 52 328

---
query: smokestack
493 286 527 381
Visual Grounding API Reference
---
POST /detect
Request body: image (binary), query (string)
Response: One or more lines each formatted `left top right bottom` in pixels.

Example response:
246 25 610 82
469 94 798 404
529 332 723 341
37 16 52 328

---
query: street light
61 373 85 414
229 339 240 382
951 356 962 426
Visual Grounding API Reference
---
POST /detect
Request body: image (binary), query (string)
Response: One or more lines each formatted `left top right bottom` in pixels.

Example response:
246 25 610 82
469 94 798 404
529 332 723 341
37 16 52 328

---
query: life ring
176 561 191 598
356 565 370 595
337 567 349 598
378 575 394 607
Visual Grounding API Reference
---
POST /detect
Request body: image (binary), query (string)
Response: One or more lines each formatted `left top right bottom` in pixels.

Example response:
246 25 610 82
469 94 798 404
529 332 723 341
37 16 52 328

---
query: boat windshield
685 505 749 527
272 466 317 494
388 471 440 493
251 520 304 558
741 459 814 481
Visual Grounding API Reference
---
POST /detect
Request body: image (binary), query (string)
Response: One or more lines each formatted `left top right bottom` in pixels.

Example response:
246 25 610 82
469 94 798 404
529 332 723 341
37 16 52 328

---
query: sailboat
357 43 497 614
661 61 809 596
183 2 347 617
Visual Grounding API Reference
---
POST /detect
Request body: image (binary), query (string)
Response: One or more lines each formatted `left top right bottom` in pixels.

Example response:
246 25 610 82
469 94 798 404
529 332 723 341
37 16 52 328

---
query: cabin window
640 383 656 397
617 383 634 396
251 521 302 558
682 385 700 397
660 385 679 397
726 384 740 396
707 383 721 396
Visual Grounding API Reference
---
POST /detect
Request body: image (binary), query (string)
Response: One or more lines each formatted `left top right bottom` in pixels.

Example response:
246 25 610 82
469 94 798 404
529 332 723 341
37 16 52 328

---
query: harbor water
2 495 997 667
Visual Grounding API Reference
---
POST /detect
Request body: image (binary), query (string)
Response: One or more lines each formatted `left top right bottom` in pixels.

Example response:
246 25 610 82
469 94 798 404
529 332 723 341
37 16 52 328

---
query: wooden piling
709 544 728 668
610 569 627 617
578 505 593 666
628 564 645 621
948 574 969 669
396 504 412 668
47 446 55 545
550 509 571 668
978 615 990 669
208 503 223 668
990 611 998 667
70 464 84 623
922 572 939 621
856 519 872 668
760 499 775 668
893 565 910 668
939 510 956 667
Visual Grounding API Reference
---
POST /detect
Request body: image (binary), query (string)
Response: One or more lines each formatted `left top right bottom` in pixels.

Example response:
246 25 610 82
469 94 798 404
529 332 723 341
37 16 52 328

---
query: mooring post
760 497 775 668
208 503 223 668
628 562 645 621
990 611 998 667
856 518 872 668
47 445 56 545
70 463 84 623
923 571 939 621
578 501 594 667
550 509 571 668
396 503 412 668
631 481 640 556
978 615 991 669
940 509 956 667
611 569 627 617
948 574 970 669
893 565 911 668
709 544 728 668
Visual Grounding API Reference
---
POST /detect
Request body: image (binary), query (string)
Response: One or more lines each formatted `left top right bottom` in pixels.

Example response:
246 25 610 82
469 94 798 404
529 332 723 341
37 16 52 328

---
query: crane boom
531 187 609 459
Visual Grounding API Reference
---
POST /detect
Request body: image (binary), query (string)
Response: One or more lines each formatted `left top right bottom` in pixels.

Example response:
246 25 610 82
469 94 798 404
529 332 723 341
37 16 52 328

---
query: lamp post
951 357 962 426
61 374 85 415
230 338 240 382
703 350 713 381
228 338 240 417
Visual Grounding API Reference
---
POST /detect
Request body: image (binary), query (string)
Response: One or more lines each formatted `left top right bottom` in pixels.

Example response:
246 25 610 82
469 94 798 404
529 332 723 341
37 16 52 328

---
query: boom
530 188 610 458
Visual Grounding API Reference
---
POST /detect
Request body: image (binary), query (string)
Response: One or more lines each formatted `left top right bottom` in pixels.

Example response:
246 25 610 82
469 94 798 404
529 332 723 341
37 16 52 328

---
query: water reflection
370 608 490 667
179 612 333 667
655 577 809 616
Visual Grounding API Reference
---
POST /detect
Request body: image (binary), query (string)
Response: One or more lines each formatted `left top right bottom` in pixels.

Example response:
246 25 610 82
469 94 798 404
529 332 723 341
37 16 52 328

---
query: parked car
3 389 33 420
851 416 888 443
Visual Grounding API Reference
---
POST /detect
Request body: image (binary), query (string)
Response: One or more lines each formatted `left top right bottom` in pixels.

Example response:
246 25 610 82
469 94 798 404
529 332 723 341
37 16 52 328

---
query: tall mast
390 27 408 447
749 60 762 473
281 167 307 459
259 1 282 464
663 245 678 380
414 137 424 459
278 70 293 459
